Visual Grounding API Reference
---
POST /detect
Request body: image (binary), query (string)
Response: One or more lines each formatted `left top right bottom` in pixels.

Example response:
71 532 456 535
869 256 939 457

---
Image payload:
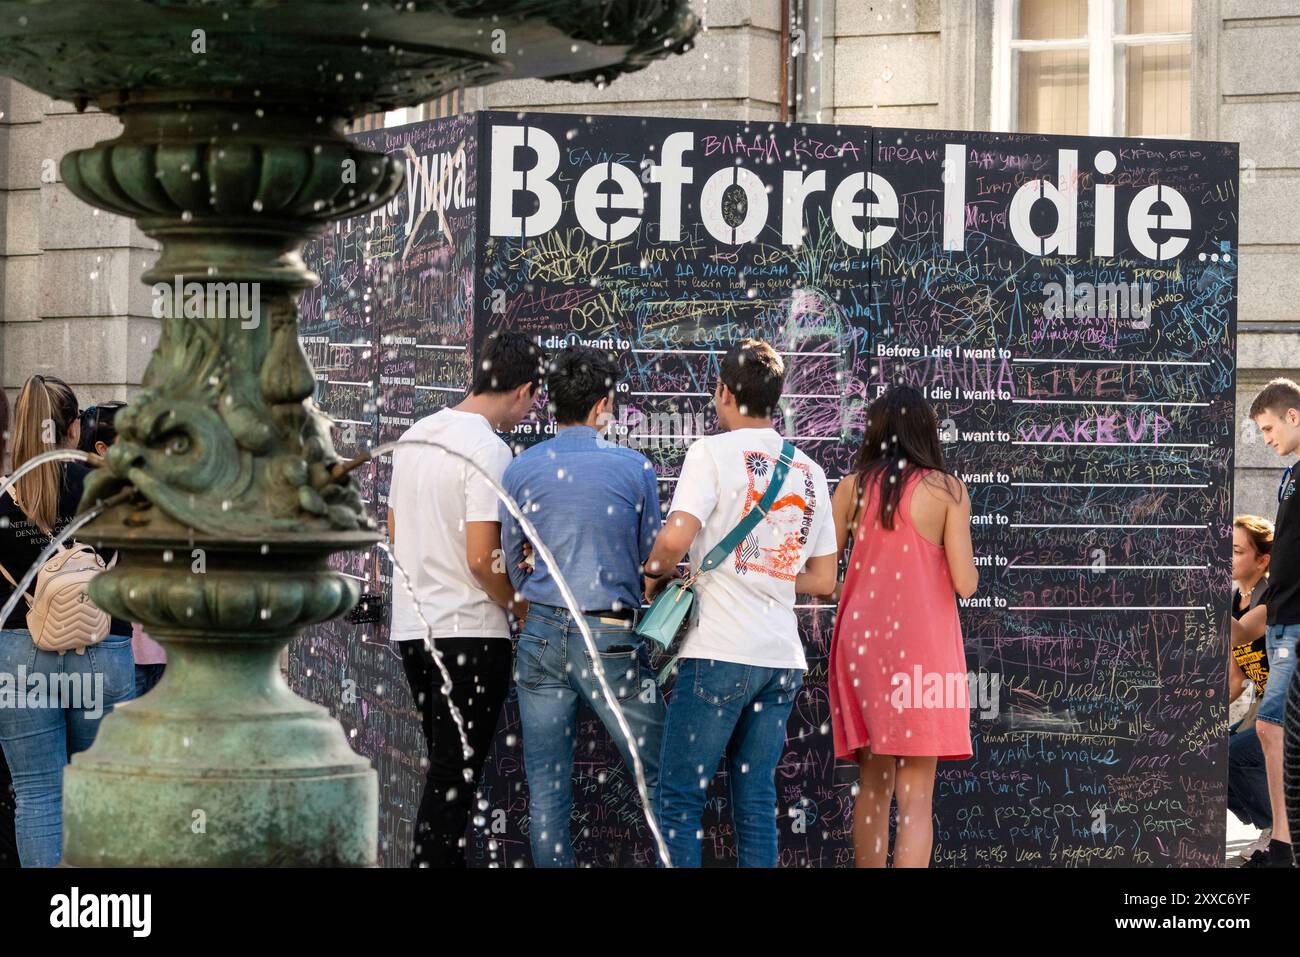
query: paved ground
1226 813 1262 867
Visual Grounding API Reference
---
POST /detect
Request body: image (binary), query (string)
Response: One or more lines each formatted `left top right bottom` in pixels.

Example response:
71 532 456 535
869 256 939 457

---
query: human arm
638 460 664 574
1229 653 1246 703
798 468 841 597
497 486 529 597
1230 603 1268 646
795 553 838 597
942 476 979 599
467 443 523 614
644 511 701 600
643 443 717 600
831 473 860 557
467 521 526 619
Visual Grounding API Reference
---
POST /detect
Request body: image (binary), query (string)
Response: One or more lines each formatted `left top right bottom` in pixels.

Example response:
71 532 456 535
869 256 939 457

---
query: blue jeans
134 663 165 699
1228 721 1272 829
656 658 804 868
1258 624 1300 726
0 630 134 866
514 603 666 868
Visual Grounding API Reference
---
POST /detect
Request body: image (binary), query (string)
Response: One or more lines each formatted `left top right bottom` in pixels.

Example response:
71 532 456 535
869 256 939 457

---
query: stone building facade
0 0 1294 515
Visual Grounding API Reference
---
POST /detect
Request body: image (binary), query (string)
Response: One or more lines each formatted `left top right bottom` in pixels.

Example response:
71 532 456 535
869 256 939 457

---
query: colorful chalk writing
295 111 1236 868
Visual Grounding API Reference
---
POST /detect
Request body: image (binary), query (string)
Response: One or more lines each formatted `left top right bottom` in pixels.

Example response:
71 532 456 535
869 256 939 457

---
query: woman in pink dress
829 385 978 867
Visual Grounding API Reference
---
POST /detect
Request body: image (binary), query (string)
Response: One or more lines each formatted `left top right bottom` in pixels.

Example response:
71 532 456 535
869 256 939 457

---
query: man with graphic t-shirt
387 330 544 867
644 338 838 867
1244 377 1300 868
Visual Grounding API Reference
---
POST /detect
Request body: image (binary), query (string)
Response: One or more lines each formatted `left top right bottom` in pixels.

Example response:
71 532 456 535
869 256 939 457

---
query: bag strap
696 440 796 577
0 560 31 608
0 485 98 604
0 486 29 605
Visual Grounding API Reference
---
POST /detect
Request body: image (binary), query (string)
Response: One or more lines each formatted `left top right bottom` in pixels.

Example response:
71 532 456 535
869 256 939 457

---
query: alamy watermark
890 667 1001 720
49 886 151 937
0 667 104 719
597 407 707 451
151 274 260 328
1043 272 1153 329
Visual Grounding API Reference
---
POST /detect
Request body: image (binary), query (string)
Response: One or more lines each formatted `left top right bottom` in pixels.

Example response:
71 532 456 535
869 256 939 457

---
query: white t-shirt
668 428 837 670
388 408 514 641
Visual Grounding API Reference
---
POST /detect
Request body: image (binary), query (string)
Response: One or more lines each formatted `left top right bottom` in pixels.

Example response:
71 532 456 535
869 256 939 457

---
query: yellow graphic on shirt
1232 639 1269 696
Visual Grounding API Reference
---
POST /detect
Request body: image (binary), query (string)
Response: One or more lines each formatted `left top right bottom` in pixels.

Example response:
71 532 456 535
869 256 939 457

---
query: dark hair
471 330 546 396
720 338 784 419
78 401 127 454
853 384 957 530
546 345 619 425
1249 378 1300 420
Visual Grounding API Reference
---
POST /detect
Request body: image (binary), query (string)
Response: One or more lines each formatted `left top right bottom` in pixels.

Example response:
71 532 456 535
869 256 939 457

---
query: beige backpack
0 542 112 655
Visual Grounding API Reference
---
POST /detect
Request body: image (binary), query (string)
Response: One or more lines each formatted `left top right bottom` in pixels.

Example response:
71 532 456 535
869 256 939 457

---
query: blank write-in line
631 391 841 399
1012 441 1210 447
1009 606 1208 612
635 602 836 610
1008 564 1209 571
1012 357 1210 367
1010 523 1207 529
629 434 838 441
1012 399 1209 407
413 343 467 351
1011 482 1208 488
415 385 462 392
324 380 369 387
630 348 841 357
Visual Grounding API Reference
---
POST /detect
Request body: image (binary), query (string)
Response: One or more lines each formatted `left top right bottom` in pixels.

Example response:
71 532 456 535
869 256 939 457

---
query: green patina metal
0 0 697 866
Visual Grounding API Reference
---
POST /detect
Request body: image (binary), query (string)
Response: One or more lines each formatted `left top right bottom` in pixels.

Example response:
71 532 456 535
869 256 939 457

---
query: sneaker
1242 840 1296 867
1240 827 1273 860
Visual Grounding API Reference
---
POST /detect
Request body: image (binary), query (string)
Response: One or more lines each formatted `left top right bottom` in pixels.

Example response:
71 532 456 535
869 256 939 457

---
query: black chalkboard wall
293 110 1238 868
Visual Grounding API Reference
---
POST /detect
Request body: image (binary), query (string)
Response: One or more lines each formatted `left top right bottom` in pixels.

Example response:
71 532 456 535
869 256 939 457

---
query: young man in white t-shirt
387 330 543 867
644 338 838 867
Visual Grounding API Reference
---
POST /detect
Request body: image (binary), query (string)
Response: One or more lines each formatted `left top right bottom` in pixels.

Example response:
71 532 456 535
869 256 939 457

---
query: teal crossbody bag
637 440 796 684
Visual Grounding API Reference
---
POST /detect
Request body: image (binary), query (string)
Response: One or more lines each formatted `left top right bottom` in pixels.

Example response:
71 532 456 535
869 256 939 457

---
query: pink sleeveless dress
829 469 972 761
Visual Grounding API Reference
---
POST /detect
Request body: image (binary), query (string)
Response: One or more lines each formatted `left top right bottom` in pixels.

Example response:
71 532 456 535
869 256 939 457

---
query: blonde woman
0 375 134 866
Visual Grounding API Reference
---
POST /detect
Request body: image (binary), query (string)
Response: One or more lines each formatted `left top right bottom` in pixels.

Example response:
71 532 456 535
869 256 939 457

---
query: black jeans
398 637 511 868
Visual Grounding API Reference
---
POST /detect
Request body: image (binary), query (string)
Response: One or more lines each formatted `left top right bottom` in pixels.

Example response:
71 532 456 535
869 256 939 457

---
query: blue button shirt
500 426 661 612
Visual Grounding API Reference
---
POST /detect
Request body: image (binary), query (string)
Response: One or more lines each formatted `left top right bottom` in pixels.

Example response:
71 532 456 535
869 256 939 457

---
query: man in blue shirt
500 345 666 867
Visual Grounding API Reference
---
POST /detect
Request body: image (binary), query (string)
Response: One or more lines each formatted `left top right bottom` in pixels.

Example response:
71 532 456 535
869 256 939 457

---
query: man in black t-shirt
1246 378 1300 867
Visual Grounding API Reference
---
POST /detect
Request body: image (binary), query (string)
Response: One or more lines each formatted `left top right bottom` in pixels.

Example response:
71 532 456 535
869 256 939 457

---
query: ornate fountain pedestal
0 0 696 867
67 531 379 867
57 104 402 866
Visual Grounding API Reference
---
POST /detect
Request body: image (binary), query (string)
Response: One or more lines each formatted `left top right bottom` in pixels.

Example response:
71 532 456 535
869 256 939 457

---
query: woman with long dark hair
828 384 978 867
0 375 134 866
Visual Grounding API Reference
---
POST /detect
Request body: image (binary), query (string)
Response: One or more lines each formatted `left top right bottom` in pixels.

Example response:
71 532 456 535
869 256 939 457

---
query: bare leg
853 749 895 868
892 755 939 868
1257 720 1292 843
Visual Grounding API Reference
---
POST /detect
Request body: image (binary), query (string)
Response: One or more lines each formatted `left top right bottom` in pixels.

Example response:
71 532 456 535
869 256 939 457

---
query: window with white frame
992 0 1192 137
